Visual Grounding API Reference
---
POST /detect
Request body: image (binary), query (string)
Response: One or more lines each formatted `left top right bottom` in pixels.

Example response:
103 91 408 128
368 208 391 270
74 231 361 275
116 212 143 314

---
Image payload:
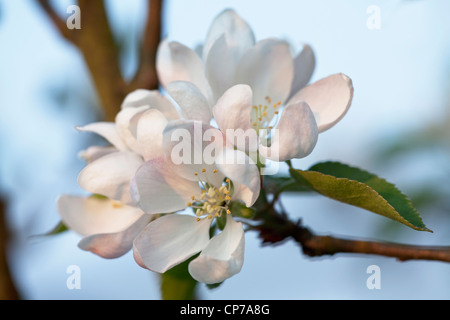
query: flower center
187 169 232 221
250 96 282 132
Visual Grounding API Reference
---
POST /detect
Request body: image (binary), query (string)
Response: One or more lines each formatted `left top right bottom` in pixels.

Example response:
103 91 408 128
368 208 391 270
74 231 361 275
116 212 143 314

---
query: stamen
189 170 233 222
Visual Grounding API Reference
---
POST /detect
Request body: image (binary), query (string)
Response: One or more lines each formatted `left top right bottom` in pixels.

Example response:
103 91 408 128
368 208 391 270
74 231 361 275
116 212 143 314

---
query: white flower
131 121 260 284
156 9 354 161
58 90 180 257
76 89 181 204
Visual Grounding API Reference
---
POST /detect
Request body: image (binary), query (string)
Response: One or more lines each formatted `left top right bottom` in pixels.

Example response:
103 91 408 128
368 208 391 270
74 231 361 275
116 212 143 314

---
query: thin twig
129 0 163 90
36 0 73 40
254 201 450 263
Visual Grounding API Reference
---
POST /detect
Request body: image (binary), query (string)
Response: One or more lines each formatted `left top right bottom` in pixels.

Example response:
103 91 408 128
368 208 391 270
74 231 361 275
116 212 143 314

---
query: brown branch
254 202 450 263
36 0 164 121
36 0 73 41
129 0 163 91
0 198 19 300
36 0 127 121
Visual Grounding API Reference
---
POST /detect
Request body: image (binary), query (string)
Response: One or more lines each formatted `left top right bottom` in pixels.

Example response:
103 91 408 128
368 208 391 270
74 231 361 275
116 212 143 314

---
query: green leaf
160 257 198 300
289 161 431 232
43 221 69 236
263 175 314 194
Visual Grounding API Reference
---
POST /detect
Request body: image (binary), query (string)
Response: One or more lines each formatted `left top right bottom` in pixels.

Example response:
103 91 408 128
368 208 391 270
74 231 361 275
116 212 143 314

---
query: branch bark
0 198 19 300
37 0 165 121
129 0 163 91
255 201 450 263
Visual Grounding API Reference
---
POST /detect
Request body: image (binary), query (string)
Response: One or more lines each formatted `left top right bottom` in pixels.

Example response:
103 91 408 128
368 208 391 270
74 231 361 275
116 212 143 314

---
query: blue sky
1 0 450 299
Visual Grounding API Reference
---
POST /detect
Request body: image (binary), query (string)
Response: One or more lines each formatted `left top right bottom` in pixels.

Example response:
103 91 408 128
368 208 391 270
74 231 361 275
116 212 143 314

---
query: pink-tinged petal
115 106 150 153
166 81 212 123
76 122 127 151
235 39 294 107
157 40 212 103
287 43 316 101
78 214 153 259
136 109 168 161
288 73 354 133
133 214 212 273
78 151 143 204
203 9 255 62
260 101 318 161
213 85 255 150
78 146 117 164
130 157 202 214
215 148 260 207
121 89 180 121
189 215 245 284
162 120 226 188
57 195 144 237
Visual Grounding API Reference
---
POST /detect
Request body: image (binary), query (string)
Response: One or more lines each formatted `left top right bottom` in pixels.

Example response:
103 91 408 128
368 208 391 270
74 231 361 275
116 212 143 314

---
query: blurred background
0 0 449 299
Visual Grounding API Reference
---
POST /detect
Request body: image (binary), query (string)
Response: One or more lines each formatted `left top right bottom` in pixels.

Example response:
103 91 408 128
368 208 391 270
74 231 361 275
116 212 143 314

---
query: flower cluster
58 9 353 284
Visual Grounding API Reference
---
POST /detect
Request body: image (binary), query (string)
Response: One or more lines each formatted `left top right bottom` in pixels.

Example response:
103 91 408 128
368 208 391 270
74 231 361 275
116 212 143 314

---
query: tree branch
36 0 73 41
36 0 127 121
0 198 19 300
254 202 450 263
129 0 163 91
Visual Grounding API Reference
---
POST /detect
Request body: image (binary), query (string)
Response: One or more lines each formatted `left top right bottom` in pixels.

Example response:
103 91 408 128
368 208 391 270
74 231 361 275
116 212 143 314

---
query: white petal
189 215 245 284
213 85 255 150
76 122 127 151
156 40 212 104
133 214 212 273
205 35 236 102
235 39 294 106
287 73 354 133
130 157 202 214
57 195 145 237
166 81 212 123
136 109 168 161
260 101 318 161
162 120 225 187
203 9 255 62
78 214 153 259
78 151 143 204
215 148 260 207
121 89 180 121
287 43 316 100
115 106 150 153
78 146 117 164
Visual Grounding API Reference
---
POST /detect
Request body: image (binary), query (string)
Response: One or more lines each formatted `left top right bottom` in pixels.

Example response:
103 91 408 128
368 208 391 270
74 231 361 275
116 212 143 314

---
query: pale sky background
0 0 450 299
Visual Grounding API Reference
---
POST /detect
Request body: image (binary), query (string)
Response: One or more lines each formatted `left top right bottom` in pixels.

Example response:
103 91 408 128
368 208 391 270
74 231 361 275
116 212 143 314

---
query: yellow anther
213 169 218 174
196 218 201 222
226 179 230 183
274 111 279 115
226 209 231 214
112 201 123 208
262 112 268 117
202 168 206 173
187 201 192 207
194 172 198 176
225 196 231 201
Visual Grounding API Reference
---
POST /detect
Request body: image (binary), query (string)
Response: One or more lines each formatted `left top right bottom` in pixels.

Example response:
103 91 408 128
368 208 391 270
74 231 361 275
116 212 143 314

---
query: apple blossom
157 9 354 162
131 121 260 284
57 89 181 258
